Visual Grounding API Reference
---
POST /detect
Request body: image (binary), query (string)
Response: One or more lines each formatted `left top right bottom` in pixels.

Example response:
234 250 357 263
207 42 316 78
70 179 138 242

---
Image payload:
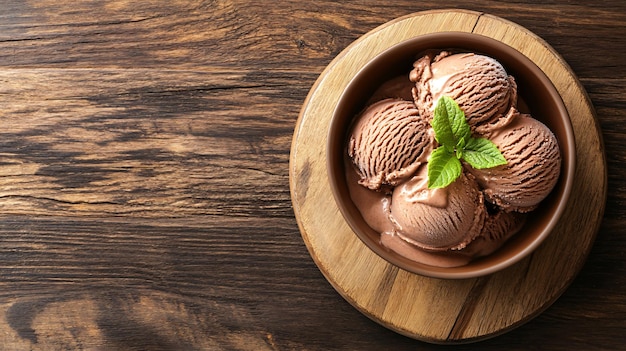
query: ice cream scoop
468 114 561 212
388 165 486 251
348 98 434 190
380 209 527 268
410 52 518 133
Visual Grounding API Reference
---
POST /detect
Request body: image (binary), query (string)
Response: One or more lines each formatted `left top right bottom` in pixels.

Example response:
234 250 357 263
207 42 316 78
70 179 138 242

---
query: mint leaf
455 147 464 160
462 137 507 169
455 137 466 159
427 96 507 189
427 146 462 189
431 96 471 147
432 98 456 147
456 136 466 150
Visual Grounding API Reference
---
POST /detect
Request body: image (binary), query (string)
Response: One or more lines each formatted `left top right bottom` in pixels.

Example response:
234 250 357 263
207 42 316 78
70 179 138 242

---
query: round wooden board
289 9 606 344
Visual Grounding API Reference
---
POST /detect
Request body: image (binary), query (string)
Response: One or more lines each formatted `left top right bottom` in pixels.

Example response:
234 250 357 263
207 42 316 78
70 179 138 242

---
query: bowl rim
326 31 576 279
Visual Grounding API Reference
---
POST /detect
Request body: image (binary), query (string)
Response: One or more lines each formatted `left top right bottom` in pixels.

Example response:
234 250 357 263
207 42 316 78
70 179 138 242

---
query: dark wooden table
0 1 623 350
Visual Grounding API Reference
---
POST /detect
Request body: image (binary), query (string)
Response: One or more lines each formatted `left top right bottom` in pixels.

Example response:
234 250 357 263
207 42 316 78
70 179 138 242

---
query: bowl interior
327 32 575 279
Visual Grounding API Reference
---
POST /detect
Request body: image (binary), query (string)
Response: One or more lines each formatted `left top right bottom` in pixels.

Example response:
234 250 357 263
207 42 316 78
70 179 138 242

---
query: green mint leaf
455 137 466 159
427 146 462 189
462 137 507 169
455 147 464 160
431 98 456 147
456 136 466 150
427 96 506 189
431 96 471 148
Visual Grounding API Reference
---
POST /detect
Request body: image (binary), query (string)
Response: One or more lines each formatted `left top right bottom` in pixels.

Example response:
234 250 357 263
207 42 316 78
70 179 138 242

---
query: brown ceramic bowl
327 32 575 279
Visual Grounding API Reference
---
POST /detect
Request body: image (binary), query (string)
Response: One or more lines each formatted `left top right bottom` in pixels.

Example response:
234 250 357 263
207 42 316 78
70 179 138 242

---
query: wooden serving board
289 9 606 343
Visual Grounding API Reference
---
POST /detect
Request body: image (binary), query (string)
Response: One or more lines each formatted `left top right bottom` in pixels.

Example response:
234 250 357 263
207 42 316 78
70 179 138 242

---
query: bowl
327 32 575 279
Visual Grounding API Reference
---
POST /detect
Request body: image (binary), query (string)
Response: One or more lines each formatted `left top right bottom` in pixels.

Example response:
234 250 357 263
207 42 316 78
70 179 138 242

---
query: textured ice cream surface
388 165 486 251
461 209 527 258
468 114 561 212
380 209 527 267
348 98 433 190
410 52 517 133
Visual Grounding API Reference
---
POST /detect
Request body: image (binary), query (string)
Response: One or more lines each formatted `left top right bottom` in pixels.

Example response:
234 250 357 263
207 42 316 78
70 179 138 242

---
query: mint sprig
427 96 507 189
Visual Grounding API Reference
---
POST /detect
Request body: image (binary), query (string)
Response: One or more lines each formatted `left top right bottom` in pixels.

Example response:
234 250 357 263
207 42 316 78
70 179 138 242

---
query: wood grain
0 1 624 350
0 68 294 217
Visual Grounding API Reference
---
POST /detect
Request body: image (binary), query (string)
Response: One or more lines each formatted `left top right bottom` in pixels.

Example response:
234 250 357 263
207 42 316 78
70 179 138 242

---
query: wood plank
0 68 303 218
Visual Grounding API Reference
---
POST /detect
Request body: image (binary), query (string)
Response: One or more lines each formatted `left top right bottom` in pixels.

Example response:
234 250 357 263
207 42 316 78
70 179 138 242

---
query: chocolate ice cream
410 52 518 133
468 114 561 212
348 98 434 190
388 165 486 251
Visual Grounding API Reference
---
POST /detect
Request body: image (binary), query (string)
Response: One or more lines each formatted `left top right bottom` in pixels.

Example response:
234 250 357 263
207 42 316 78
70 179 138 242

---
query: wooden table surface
0 1 623 350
